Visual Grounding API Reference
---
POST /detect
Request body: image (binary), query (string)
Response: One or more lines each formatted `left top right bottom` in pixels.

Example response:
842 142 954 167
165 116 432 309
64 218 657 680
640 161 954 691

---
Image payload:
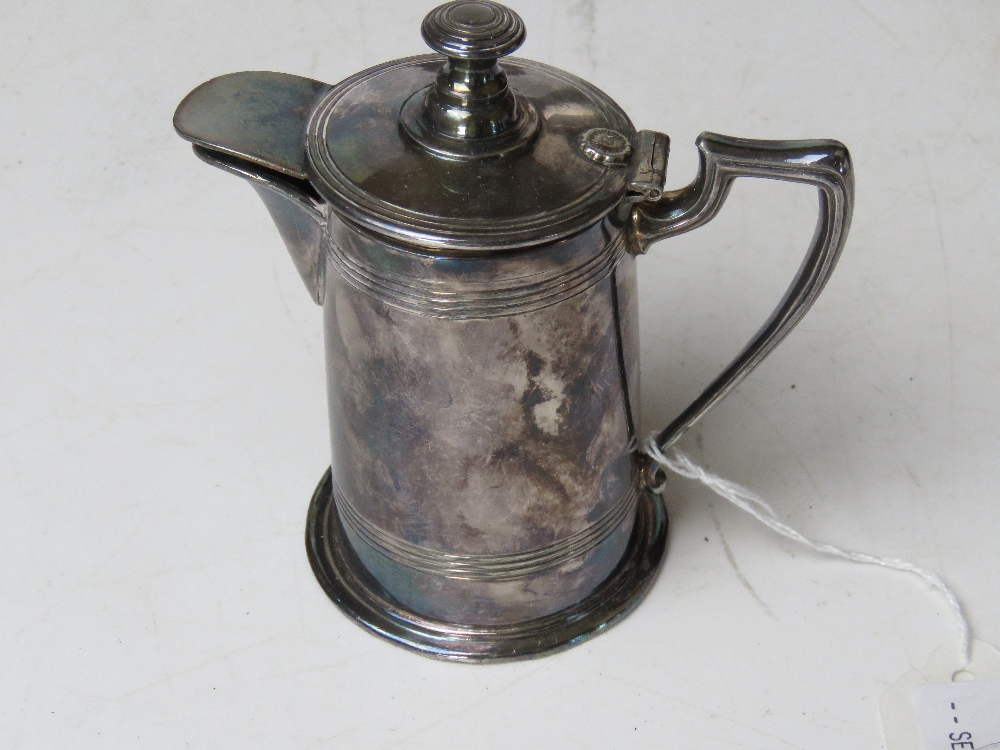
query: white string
642 434 972 671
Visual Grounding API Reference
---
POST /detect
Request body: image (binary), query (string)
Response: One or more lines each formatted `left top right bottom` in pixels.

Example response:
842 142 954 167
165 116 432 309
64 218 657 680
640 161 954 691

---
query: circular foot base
305 469 668 662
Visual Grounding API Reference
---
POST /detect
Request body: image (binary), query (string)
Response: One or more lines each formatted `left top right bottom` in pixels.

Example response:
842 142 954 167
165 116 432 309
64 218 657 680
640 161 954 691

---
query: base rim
305 468 668 662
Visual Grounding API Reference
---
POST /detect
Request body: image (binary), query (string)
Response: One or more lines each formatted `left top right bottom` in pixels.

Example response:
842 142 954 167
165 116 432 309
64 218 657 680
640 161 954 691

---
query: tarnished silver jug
174 1 853 660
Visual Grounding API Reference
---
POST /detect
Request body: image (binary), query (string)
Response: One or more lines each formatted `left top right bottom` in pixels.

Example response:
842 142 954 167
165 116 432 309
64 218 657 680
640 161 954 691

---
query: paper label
914 680 1000 750
881 641 1000 750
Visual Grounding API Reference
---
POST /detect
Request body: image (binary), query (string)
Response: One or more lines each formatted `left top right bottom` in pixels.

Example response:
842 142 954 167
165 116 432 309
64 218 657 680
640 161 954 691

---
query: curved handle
635 132 854 464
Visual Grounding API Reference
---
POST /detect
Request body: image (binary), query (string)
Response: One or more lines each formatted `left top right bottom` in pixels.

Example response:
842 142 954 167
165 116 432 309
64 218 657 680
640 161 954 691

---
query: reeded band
327 231 627 320
336 481 640 581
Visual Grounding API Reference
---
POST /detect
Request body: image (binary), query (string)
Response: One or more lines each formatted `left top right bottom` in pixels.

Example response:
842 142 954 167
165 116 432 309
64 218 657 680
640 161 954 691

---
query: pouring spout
174 71 333 305
193 147 327 304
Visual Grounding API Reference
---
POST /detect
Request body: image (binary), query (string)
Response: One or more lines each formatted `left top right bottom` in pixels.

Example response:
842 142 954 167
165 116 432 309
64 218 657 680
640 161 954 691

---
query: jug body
320 212 643 625
175 0 852 661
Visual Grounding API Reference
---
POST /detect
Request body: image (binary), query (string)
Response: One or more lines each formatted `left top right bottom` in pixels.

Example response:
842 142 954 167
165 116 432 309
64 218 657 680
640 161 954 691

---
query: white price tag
914 680 1000 750
881 641 1000 750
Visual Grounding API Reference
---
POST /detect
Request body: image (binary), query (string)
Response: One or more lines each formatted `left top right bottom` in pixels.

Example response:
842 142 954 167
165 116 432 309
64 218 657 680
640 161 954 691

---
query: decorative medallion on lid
400 1 539 159
579 128 632 166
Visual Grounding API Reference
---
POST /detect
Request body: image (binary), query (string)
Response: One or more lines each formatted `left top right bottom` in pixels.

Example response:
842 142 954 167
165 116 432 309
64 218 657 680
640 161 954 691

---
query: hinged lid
305 1 647 251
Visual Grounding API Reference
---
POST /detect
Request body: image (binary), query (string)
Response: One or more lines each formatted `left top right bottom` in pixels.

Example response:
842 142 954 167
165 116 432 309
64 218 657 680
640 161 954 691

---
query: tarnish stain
709 507 776 620
532 396 564 435
487 440 574 518
520 349 568 436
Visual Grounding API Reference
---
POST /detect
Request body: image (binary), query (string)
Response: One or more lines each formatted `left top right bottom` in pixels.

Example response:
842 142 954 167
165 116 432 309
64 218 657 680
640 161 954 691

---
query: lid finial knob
401 1 538 159
421 1 525 60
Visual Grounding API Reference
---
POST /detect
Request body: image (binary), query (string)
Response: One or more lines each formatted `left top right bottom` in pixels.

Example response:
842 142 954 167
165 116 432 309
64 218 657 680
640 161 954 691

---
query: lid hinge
628 130 669 202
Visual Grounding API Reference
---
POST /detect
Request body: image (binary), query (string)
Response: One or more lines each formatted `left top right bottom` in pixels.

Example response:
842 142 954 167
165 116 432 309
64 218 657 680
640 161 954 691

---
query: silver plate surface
305 468 668 662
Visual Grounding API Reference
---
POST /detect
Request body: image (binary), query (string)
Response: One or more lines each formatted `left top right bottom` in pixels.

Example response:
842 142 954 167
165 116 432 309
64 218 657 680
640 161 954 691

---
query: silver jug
174 1 853 661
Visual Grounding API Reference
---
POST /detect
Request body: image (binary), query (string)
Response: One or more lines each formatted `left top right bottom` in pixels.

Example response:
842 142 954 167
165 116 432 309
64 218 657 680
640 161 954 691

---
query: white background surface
2 1 999 747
